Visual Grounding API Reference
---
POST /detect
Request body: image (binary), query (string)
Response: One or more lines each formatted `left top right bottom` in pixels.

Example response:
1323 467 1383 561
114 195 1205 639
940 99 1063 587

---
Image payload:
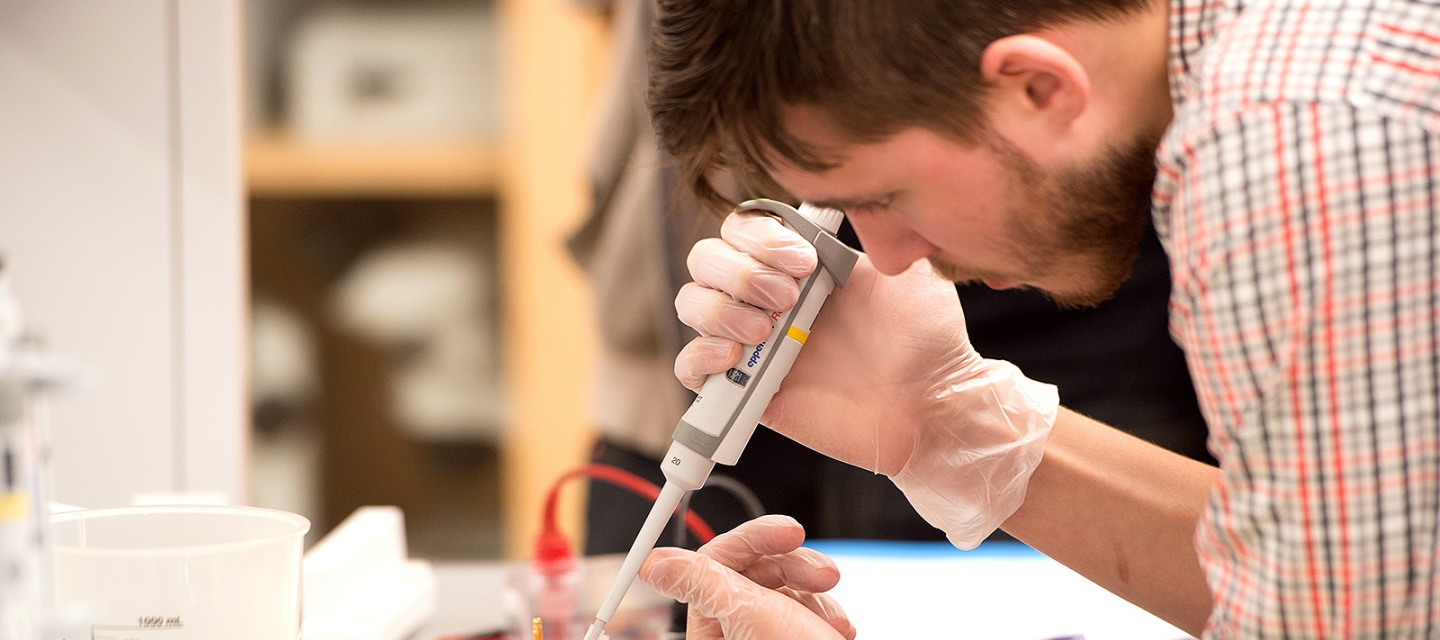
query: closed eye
842 195 894 216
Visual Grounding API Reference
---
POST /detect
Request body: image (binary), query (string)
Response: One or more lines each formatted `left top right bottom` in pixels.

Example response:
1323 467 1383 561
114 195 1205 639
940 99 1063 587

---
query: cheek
905 153 1013 238
910 151 1036 256
906 187 1009 259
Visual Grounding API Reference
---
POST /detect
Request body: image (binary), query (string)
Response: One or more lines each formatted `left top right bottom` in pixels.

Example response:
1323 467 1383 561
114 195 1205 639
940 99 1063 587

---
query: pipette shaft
583 481 686 640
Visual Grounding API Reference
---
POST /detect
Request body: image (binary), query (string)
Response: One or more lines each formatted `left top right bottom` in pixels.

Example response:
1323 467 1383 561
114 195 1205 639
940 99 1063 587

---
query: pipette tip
582 619 605 640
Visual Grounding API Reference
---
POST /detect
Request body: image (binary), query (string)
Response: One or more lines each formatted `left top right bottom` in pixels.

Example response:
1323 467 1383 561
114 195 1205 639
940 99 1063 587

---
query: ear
979 35 1090 142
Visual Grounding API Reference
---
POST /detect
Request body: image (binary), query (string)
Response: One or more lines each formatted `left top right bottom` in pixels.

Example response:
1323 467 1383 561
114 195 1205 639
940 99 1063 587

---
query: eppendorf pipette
582 199 858 640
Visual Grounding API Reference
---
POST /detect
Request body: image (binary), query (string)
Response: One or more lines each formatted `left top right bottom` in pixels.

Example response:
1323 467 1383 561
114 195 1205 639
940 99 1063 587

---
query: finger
640 548 766 619
642 548 851 640
675 282 775 344
699 517 841 593
720 212 818 278
779 588 857 640
687 238 802 313
736 548 842 593
699 515 806 570
675 337 744 391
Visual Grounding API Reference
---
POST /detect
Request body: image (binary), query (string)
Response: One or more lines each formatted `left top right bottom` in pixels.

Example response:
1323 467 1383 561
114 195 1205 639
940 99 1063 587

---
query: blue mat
804 539 1042 559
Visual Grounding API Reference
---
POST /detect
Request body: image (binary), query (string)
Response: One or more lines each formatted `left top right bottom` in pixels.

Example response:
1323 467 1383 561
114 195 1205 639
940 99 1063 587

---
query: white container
287 5 501 141
50 505 309 640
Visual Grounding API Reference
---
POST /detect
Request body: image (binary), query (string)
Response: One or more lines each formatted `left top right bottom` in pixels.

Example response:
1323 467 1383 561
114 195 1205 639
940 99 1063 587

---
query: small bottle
503 559 580 640
0 261 47 640
0 259 83 640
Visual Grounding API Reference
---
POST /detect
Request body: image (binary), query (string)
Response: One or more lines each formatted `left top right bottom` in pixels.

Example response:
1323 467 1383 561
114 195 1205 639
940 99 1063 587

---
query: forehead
768 107 983 203
767 106 892 199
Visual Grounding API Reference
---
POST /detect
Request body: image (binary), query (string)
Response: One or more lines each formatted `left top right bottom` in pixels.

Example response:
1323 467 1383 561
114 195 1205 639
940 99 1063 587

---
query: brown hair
649 0 1152 212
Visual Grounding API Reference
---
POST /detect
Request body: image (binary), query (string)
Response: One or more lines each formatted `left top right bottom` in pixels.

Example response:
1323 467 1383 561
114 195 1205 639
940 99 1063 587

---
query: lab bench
419 541 1196 640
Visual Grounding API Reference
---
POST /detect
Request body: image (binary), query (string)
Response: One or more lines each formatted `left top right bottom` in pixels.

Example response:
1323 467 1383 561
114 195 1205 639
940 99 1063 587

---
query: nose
845 210 936 275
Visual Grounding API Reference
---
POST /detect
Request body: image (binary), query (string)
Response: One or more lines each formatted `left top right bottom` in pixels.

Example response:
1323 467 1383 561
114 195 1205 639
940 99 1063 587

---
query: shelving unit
246 131 501 199
494 0 606 560
246 0 607 559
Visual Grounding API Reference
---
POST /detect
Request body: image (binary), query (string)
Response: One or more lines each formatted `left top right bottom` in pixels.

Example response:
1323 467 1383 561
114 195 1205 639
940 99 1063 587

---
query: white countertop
417 541 1193 640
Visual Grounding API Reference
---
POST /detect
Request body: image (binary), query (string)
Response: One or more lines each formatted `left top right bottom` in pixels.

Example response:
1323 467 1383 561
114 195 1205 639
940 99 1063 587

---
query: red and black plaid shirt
1154 0 1440 636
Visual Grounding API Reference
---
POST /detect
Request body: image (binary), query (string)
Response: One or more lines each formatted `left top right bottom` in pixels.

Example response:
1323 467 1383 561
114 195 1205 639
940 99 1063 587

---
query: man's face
770 108 1158 307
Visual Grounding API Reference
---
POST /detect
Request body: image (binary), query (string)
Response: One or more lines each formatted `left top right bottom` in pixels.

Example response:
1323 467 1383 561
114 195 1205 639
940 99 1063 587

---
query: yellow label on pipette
785 325 809 344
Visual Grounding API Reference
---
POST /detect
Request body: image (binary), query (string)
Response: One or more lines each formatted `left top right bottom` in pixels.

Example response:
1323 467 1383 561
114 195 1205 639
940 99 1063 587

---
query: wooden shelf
243 0 607 559
245 131 501 199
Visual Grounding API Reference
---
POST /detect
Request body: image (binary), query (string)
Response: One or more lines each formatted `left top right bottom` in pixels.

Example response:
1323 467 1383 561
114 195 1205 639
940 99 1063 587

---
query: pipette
582 199 858 640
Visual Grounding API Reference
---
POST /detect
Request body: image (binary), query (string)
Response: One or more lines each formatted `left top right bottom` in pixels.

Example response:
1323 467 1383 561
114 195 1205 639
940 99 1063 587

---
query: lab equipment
505 553 670 640
289 5 501 141
0 380 46 640
50 505 309 640
0 261 84 640
582 200 859 640
0 266 40 640
303 506 436 640
508 464 701 640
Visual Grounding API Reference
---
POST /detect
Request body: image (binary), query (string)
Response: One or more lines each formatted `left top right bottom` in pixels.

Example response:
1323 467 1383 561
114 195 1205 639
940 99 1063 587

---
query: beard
930 129 1159 309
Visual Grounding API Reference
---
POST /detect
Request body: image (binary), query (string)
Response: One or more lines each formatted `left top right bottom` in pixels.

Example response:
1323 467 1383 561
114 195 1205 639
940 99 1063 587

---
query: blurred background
243 0 606 559
0 0 608 562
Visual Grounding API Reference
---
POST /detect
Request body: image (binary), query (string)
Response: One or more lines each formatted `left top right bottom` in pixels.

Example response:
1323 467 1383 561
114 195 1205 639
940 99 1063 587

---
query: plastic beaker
50 505 309 640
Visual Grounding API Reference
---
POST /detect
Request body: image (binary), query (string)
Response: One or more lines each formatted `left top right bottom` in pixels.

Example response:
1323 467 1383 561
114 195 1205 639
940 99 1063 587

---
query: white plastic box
287 5 501 141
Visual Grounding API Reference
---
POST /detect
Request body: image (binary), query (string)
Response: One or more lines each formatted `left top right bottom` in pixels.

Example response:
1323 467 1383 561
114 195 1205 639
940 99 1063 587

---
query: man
633 0 1440 638
573 0 1209 556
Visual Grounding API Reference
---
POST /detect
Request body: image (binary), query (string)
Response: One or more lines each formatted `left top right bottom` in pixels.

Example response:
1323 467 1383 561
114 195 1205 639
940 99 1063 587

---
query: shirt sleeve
1159 100 1440 638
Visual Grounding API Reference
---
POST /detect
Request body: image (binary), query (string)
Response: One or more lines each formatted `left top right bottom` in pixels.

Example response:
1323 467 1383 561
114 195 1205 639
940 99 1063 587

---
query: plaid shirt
1153 0 1440 636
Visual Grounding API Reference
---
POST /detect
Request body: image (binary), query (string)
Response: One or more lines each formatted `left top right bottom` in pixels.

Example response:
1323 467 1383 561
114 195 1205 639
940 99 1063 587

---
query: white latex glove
638 515 855 640
676 211 1058 549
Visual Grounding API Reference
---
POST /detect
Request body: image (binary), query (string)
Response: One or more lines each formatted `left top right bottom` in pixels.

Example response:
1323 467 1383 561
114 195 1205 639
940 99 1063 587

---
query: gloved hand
638 515 855 640
676 211 1059 549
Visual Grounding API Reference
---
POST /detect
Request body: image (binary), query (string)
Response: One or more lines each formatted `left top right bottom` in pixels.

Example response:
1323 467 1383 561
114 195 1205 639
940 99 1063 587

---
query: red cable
448 463 719 640
534 463 715 570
